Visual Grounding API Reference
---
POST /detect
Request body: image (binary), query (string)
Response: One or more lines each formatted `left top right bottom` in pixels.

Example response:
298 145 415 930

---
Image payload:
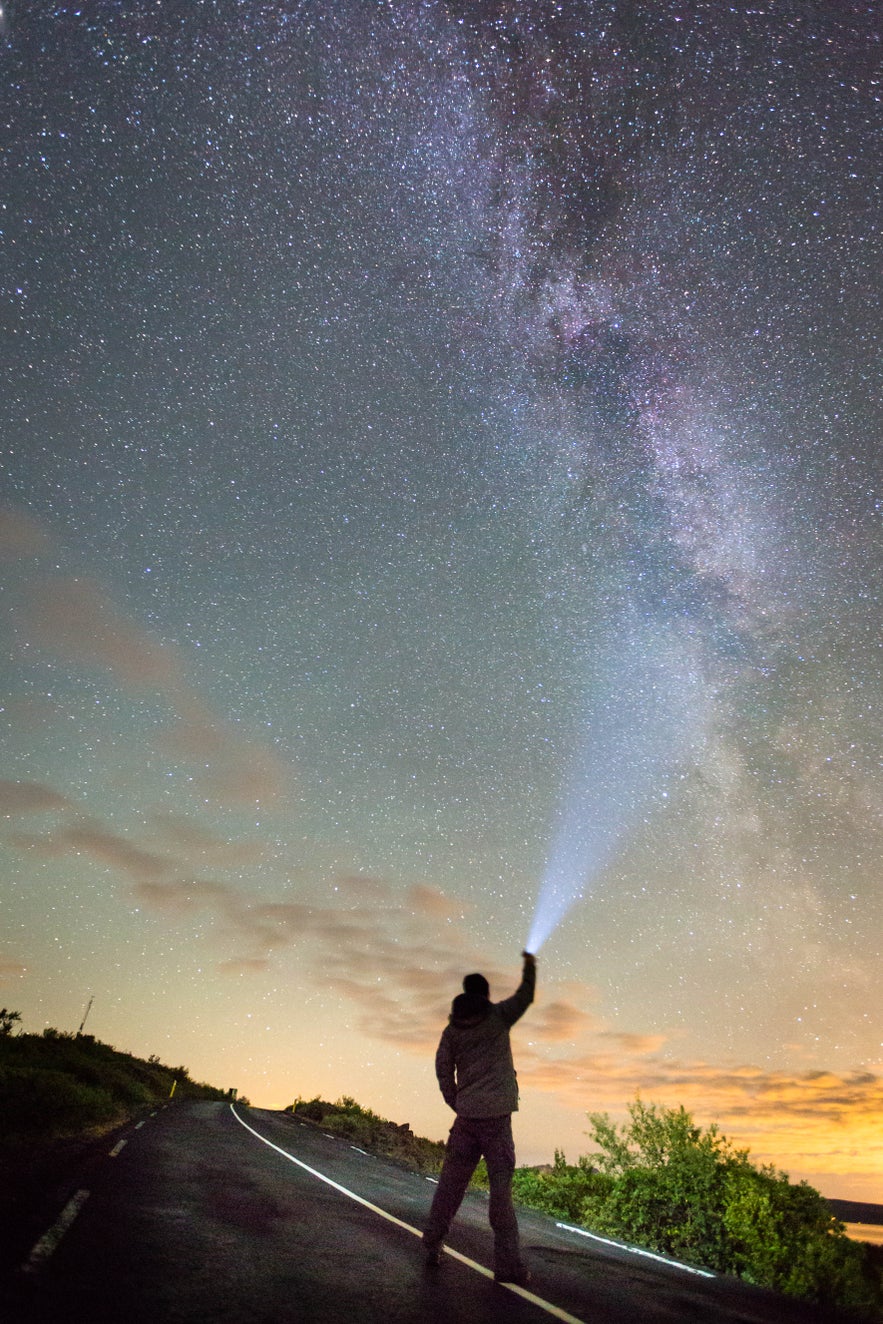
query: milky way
2 2 881 1196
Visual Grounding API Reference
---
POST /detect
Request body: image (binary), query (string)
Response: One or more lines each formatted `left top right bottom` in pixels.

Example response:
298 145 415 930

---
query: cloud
0 779 71 816
515 1042 883 1177
530 999 598 1042
130 864 477 1049
12 561 295 809
0 958 27 982
0 506 51 559
10 820 172 880
334 874 392 903
598 1030 669 1054
1 695 61 733
22 576 183 692
159 708 294 807
148 814 265 868
407 883 469 921
134 879 236 912
218 957 272 976
58 822 174 880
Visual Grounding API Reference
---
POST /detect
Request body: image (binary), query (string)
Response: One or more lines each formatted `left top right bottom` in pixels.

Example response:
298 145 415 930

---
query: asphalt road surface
4 1102 855 1322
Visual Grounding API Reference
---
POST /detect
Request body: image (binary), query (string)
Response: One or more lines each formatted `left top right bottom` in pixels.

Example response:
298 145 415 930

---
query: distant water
844 1223 883 1246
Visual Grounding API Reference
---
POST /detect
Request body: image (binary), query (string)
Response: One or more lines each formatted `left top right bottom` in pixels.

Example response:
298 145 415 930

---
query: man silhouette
423 951 536 1286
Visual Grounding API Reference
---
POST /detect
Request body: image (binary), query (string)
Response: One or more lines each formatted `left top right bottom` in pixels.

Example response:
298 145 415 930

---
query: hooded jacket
434 961 536 1118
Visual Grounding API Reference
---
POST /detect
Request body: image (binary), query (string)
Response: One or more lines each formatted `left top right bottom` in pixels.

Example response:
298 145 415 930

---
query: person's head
462 972 490 999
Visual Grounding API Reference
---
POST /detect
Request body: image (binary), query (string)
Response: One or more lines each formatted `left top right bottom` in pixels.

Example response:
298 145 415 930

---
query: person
423 950 536 1286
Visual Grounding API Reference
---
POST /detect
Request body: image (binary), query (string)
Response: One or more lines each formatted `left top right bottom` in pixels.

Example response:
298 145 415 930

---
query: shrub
290 1096 446 1173
0 1066 119 1137
513 1150 614 1221
579 1097 882 1316
723 1164 879 1313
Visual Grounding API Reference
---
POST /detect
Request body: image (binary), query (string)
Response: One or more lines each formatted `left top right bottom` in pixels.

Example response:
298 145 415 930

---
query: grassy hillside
0 1026 232 1147
291 1094 447 1173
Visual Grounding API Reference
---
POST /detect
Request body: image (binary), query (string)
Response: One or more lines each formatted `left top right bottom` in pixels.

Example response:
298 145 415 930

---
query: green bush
0 1066 119 1136
513 1150 614 1221
723 1164 878 1312
576 1098 882 1317
580 1103 742 1268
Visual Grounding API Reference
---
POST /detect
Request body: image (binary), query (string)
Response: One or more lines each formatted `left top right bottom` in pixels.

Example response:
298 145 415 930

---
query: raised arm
497 951 536 1027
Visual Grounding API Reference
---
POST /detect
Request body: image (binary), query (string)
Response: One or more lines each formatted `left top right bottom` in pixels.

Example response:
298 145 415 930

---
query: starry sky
2 0 881 1201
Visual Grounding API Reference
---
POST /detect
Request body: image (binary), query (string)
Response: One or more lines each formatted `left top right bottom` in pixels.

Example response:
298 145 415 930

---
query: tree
0 1008 21 1036
583 1099 747 1267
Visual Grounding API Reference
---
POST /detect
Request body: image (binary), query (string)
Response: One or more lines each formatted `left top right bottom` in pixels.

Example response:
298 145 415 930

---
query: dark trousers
423 1114 523 1278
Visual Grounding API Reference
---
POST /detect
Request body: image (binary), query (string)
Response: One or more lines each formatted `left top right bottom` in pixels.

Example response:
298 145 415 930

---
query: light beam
527 621 701 952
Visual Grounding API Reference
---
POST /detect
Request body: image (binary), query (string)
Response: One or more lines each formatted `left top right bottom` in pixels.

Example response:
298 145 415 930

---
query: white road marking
22 1189 90 1274
135 1120 146 1129
109 1139 128 1157
556 1222 716 1277
231 1105 587 1324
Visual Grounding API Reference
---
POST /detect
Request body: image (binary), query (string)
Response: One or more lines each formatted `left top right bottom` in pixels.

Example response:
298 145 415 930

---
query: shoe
495 1267 531 1287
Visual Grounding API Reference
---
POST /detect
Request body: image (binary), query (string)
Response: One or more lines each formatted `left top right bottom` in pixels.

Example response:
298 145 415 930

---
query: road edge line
230 1105 587 1324
556 1222 716 1278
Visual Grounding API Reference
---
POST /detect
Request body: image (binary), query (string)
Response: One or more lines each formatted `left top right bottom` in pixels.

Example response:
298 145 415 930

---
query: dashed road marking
109 1139 128 1157
22 1189 90 1274
231 1105 587 1324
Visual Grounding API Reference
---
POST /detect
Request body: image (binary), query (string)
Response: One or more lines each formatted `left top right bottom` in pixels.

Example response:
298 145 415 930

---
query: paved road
4 1102 852 1322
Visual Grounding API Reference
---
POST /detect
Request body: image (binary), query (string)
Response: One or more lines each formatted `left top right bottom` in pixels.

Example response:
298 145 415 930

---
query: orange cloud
335 874 392 903
598 1030 669 1054
218 957 272 976
407 882 469 921
130 865 476 1045
134 879 236 912
0 779 70 816
22 576 183 691
58 822 173 880
9 820 172 880
0 958 27 982
13 566 295 809
516 1044 883 1181
531 999 597 1042
148 814 265 868
0 506 51 559
160 710 293 807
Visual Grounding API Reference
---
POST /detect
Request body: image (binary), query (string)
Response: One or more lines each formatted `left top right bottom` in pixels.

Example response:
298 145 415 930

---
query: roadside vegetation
2 1006 877 1318
290 1095 447 1172
292 1092 882 1319
0 1009 233 1149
